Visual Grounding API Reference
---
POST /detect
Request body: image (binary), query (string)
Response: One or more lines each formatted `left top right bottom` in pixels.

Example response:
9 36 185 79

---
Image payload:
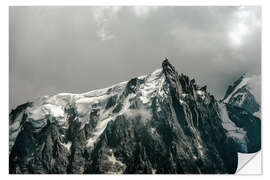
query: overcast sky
9 6 261 110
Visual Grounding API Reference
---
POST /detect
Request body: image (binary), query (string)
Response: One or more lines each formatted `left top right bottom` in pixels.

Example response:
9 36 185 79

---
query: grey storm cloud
9 6 261 110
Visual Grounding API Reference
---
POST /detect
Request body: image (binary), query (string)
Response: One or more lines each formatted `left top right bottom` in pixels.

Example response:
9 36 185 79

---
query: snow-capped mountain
221 74 261 117
9 59 261 174
218 74 261 154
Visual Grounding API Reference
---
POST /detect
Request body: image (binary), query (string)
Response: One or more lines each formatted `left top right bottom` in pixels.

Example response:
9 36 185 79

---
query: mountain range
9 59 261 174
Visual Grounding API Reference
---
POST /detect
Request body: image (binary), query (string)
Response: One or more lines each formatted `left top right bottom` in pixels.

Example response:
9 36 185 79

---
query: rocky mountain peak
9 59 261 174
124 77 140 96
162 58 176 74
221 73 260 116
222 73 247 102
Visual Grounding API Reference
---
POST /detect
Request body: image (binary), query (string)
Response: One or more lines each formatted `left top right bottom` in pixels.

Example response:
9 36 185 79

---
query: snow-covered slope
218 103 248 152
9 68 166 153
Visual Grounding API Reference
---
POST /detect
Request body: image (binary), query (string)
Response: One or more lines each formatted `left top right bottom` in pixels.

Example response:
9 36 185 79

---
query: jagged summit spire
162 57 169 66
162 58 176 73
241 72 247 77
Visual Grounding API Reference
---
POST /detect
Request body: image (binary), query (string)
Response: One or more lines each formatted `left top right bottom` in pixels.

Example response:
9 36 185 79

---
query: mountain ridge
221 73 260 117
9 59 261 174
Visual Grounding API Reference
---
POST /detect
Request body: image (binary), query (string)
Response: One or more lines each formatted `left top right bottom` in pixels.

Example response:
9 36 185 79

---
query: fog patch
247 74 261 104
124 106 152 125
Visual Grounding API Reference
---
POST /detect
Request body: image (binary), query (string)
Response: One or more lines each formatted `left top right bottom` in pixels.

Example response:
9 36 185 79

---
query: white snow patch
138 68 166 105
219 103 248 152
60 141 72 152
150 128 156 134
28 104 64 119
197 90 203 96
197 90 206 100
45 104 64 117
46 93 75 107
27 104 65 128
140 96 149 104
76 97 95 104
157 106 161 112
253 111 261 118
181 93 188 98
86 117 112 148
75 98 93 116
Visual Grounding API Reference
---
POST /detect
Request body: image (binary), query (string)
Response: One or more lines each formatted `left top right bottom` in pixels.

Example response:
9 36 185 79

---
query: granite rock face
9 59 261 174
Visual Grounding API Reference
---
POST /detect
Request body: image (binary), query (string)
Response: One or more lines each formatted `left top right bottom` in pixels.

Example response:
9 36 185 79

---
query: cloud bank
9 6 261 109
